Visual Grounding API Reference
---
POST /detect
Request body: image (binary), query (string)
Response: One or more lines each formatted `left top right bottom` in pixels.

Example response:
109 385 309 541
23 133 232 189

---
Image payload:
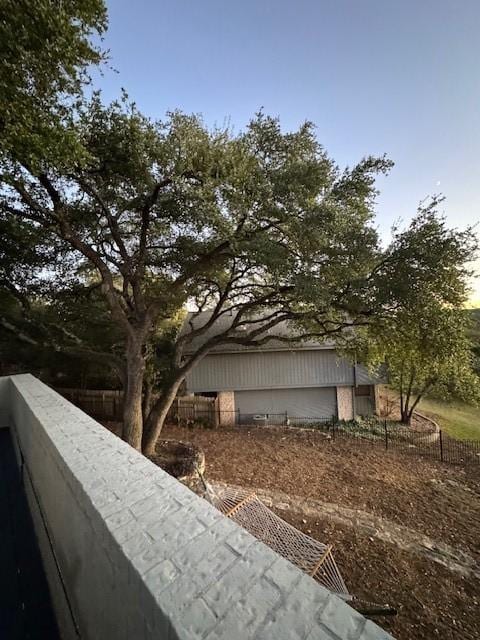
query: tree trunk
142 347 213 455
142 379 153 422
400 390 412 424
399 370 404 418
406 391 426 425
122 341 146 451
399 391 411 424
142 376 184 456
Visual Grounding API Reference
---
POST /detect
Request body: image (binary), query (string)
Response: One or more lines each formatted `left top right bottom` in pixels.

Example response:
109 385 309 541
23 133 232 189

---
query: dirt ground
283 512 479 640
160 423 480 640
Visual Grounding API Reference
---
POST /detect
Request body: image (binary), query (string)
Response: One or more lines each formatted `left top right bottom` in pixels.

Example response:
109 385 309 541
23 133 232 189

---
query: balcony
0 374 393 640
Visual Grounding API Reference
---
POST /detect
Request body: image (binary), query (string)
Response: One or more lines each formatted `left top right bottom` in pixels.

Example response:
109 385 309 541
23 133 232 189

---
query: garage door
234 387 337 422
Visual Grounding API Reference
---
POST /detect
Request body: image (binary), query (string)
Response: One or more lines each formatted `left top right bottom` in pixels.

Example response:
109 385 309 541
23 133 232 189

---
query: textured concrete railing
0 374 394 640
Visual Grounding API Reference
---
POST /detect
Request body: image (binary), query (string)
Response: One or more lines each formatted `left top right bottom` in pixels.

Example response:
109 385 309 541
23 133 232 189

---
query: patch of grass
418 397 480 440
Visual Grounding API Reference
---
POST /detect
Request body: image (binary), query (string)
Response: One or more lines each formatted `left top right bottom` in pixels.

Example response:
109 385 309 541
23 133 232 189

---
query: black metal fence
56 389 480 467
333 419 480 465
174 409 480 466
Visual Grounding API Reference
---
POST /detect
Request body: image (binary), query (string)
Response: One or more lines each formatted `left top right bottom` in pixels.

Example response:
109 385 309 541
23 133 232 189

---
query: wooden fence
55 388 218 425
55 388 124 421
166 396 218 426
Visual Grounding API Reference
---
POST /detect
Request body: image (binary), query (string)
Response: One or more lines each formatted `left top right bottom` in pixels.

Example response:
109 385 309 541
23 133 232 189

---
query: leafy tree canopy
467 308 480 376
1 94 477 452
0 0 107 165
357 206 479 423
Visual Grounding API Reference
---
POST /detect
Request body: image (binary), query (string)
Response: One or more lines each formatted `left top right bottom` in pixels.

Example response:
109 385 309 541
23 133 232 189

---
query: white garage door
234 387 337 421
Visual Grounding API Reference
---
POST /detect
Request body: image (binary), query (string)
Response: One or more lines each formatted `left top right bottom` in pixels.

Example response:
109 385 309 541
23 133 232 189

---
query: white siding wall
355 364 381 385
187 349 358 393
235 387 337 419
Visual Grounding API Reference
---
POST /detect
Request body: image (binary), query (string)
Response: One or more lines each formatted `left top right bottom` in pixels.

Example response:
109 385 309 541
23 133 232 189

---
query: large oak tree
1 96 476 453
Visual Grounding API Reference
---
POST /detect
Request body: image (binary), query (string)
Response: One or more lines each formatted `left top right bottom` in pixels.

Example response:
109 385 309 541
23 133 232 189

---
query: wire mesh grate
212 486 349 597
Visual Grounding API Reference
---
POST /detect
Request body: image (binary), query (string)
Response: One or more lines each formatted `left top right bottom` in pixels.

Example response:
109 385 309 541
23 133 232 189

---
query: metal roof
181 310 337 354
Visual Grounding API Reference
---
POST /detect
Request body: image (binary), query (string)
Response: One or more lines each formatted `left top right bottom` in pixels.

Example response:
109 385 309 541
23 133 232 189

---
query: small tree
364 305 479 423
360 205 479 424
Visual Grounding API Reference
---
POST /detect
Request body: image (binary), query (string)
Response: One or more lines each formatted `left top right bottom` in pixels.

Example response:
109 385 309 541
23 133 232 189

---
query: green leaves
0 0 107 166
0 94 397 386
360 206 480 419
373 198 477 312
1 66 478 411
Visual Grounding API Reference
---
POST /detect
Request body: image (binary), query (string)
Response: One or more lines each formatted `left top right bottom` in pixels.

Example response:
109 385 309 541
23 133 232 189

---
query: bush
194 416 215 429
336 417 386 439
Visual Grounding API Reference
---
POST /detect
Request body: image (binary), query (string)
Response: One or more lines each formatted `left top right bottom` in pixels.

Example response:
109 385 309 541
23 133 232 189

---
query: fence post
285 410 288 426
237 407 240 426
332 415 335 439
439 429 444 462
384 419 388 450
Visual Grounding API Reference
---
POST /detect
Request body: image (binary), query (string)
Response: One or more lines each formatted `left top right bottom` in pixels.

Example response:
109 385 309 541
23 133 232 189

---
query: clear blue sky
95 0 480 301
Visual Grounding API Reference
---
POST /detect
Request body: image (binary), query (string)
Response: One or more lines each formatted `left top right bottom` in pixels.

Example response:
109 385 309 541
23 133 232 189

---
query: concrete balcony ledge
0 374 394 640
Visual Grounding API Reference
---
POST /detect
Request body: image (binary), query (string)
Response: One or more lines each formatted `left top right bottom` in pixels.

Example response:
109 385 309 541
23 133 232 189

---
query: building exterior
182 313 381 425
